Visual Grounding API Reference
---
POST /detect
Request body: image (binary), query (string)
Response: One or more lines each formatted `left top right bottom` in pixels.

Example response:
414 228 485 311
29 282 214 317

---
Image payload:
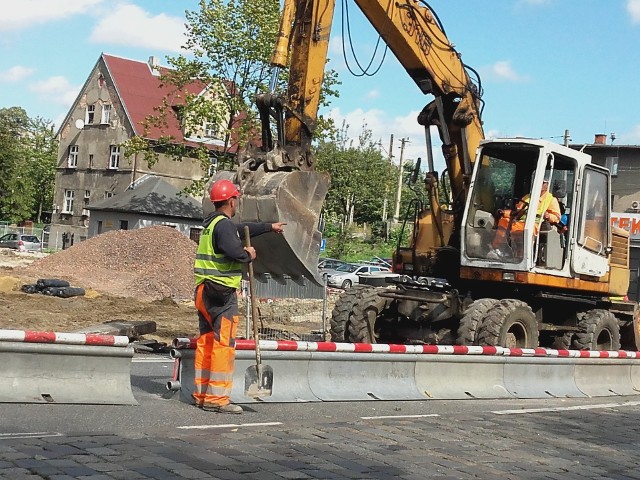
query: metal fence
239 276 331 342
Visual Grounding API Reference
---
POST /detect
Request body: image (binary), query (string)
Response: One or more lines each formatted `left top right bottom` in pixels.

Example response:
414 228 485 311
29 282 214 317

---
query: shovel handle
244 226 262 367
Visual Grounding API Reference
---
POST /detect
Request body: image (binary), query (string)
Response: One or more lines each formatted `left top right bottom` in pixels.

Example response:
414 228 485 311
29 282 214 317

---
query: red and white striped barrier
0 329 129 347
0 329 136 405
171 337 640 359
171 337 640 403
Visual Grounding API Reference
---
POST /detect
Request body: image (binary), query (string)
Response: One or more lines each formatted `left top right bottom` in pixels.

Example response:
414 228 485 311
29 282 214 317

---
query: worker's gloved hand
271 222 287 234
244 246 257 260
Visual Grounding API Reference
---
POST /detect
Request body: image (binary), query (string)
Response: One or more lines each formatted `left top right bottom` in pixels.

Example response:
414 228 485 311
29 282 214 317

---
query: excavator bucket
203 167 330 285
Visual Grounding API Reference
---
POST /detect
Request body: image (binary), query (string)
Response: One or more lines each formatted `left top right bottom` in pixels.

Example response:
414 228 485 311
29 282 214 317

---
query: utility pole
563 129 571 147
393 138 408 222
382 134 394 222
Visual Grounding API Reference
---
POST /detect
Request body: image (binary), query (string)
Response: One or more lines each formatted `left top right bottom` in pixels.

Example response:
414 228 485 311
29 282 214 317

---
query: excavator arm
205 0 484 282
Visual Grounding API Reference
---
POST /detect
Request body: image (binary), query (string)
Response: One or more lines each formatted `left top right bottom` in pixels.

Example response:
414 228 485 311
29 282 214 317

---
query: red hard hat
210 179 241 202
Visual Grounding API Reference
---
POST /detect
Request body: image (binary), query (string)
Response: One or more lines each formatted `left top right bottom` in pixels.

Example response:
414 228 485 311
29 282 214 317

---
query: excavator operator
489 179 561 259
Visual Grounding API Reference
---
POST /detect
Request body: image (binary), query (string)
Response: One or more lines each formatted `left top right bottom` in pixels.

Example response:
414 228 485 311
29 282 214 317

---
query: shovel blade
244 364 274 398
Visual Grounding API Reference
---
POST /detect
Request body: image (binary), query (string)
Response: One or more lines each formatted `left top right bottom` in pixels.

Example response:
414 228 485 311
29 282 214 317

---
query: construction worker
193 179 285 414
489 179 561 259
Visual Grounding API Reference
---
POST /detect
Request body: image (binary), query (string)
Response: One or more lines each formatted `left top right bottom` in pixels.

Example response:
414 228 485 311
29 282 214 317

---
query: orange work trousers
193 281 239 407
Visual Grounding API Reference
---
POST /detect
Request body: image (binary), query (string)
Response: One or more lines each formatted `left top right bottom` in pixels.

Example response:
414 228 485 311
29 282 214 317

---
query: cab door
571 165 610 277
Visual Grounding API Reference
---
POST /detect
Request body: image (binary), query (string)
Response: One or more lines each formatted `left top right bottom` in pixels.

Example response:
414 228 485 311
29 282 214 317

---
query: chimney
594 133 607 145
148 56 160 76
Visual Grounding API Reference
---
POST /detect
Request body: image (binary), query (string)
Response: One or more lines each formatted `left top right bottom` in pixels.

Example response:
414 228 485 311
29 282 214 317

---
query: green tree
315 122 397 229
123 0 340 196
0 107 57 223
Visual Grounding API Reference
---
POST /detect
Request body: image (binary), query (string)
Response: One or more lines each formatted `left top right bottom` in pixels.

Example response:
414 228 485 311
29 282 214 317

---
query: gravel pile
17 226 197 302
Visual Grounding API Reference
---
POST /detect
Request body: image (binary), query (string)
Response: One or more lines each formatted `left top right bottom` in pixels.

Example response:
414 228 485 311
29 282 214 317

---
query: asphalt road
0 355 639 479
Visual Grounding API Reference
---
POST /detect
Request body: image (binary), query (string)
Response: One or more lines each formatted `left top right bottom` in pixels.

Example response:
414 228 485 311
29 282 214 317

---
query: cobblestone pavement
1 399 640 479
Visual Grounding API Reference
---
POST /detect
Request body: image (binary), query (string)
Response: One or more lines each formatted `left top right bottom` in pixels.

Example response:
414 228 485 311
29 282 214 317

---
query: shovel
243 226 274 398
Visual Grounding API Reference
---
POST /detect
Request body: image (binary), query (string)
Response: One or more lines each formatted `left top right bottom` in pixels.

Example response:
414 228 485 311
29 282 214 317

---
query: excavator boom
205 0 483 283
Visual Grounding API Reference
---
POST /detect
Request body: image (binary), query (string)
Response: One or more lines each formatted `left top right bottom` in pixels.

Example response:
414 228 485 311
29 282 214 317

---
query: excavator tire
476 299 539 349
456 298 499 346
329 285 373 342
573 309 620 351
348 287 389 344
551 332 574 350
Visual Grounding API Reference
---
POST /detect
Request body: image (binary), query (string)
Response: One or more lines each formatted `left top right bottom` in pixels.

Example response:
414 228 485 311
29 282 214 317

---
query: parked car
325 263 390 289
0 233 42 252
318 257 349 276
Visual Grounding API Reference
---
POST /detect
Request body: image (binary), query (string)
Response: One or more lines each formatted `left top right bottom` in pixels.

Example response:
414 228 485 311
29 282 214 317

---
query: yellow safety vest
194 215 243 289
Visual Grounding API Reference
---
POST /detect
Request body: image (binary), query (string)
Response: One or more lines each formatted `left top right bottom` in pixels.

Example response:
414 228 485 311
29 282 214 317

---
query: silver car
0 233 42 252
325 263 390 289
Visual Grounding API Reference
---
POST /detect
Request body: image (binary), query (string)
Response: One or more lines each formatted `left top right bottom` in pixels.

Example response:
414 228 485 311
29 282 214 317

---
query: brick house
50 53 232 249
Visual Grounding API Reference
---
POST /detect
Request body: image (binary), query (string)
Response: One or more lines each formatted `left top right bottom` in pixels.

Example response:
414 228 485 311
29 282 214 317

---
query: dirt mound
16 226 197 302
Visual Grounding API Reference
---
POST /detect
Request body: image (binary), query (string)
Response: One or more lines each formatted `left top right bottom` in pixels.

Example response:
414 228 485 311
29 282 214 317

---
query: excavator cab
461 138 627 296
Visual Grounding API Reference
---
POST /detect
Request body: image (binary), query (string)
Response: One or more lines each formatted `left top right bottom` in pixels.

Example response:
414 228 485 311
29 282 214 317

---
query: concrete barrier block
415 356 511 399
0 342 137 405
503 358 583 398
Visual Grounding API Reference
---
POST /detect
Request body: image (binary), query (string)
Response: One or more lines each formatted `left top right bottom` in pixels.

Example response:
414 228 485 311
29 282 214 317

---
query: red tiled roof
103 54 235 151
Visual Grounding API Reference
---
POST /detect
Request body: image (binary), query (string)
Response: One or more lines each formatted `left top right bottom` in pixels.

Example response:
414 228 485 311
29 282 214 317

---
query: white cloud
480 60 529 82
618 124 640 144
628 0 640 23
0 0 102 31
366 89 380 100
0 65 35 82
29 76 81 106
89 3 186 52
328 107 447 171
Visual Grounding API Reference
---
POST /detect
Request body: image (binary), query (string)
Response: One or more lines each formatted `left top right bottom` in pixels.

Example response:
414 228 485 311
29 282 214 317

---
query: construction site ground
0 226 333 347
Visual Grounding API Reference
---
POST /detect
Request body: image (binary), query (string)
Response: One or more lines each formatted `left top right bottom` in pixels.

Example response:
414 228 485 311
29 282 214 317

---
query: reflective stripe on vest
520 192 554 223
194 215 243 289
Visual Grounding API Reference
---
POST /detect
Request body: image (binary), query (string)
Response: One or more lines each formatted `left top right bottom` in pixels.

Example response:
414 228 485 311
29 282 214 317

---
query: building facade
50 54 227 249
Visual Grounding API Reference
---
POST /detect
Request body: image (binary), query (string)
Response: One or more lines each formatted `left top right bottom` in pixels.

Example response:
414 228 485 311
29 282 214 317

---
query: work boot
202 403 243 414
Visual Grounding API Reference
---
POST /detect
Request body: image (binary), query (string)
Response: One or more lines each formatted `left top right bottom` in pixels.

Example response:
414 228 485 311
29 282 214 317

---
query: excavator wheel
348 288 390 344
329 285 373 342
476 299 539 349
456 298 498 346
573 310 620 351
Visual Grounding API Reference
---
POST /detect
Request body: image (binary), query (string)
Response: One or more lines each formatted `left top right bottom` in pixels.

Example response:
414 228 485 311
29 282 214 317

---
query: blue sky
1 0 639 171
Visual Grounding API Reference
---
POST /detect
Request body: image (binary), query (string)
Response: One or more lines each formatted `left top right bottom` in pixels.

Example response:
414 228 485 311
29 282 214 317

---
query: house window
86 105 95 124
109 145 120 169
203 121 218 139
120 220 129 230
67 145 78 168
88 154 94 169
605 156 619 177
104 191 114 199
84 190 91 203
98 74 105 88
63 190 74 214
101 104 112 124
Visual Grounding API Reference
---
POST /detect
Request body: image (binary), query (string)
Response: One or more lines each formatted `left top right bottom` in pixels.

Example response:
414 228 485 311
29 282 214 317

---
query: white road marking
177 422 283 430
132 357 173 363
493 400 640 415
0 432 63 440
360 414 440 420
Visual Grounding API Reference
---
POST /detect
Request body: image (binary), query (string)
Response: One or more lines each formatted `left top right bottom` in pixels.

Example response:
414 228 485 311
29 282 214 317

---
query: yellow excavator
205 0 640 350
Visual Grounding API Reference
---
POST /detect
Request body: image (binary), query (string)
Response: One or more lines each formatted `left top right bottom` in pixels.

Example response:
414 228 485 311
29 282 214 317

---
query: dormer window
203 121 218 139
85 105 95 125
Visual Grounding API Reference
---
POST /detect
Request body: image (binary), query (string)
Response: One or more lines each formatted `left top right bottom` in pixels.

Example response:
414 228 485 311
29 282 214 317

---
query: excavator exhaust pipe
204 166 330 285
